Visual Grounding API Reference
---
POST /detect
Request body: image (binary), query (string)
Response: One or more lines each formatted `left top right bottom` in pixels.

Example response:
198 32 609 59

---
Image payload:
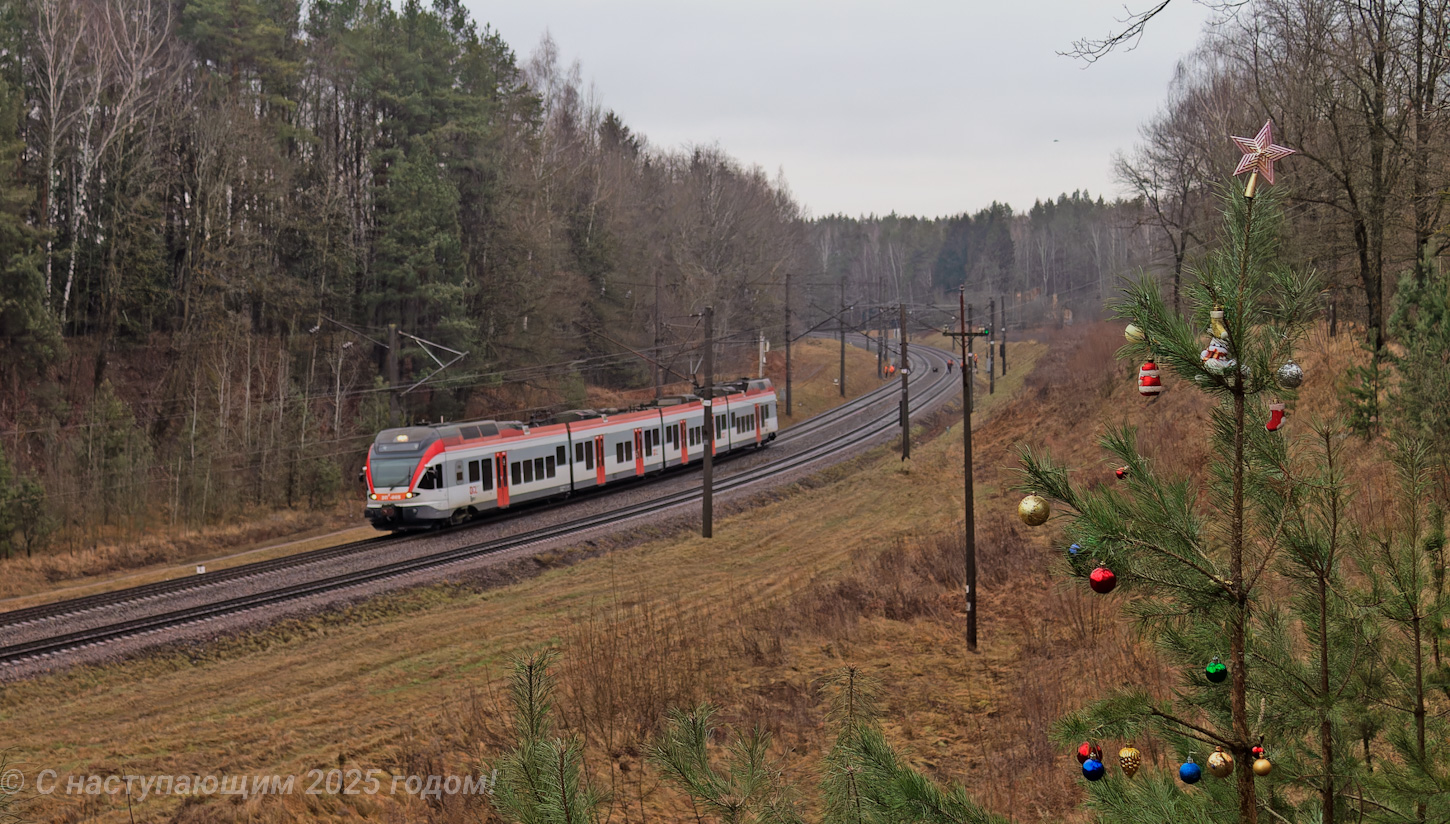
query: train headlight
406 492 415 498
369 493 377 500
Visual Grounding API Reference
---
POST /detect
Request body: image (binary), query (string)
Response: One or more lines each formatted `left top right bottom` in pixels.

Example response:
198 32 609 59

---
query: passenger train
362 378 779 531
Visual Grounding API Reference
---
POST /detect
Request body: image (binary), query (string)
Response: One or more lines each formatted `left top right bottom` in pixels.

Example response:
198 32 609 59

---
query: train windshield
370 457 420 488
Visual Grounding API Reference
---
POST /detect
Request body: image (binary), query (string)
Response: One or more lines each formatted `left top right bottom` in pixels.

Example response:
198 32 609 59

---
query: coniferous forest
0 0 1446 563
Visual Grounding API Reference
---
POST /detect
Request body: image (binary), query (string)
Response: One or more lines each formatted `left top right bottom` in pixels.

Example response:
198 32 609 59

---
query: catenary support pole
784 273 792 416
702 306 714 539
387 323 400 426
1000 294 1008 375
839 281 846 397
961 286 977 651
988 298 995 395
900 303 909 461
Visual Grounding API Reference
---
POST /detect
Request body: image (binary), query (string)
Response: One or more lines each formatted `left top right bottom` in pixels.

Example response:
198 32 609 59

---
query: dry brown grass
6 319 1376 824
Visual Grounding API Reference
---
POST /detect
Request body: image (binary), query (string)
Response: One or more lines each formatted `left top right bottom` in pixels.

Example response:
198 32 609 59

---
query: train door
594 436 606 485
495 452 509 508
679 421 689 464
633 429 645 476
754 403 762 444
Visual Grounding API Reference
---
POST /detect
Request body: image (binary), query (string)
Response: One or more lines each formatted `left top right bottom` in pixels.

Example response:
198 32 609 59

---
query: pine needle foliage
1017 182 1343 824
819 667 1009 824
489 652 608 824
648 705 803 824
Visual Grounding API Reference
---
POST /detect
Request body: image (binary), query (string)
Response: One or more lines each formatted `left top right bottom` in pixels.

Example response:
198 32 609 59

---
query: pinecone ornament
1119 745 1141 778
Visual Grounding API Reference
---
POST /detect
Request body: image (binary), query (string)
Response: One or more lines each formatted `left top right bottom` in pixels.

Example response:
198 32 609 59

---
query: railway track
0 345 961 669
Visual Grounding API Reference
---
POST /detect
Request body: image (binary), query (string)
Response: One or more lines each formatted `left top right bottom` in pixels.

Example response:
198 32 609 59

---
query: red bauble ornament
1252 745 1265 758
1115 466 1129 480
1089 566 1117 594
1076 742 1102 764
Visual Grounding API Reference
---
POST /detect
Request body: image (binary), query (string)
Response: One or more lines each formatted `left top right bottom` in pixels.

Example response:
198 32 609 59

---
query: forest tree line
0 0 1444 553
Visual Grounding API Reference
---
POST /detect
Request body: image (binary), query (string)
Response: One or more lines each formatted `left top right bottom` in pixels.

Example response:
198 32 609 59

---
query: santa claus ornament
1089 565 1117 594
1138 359 1163 398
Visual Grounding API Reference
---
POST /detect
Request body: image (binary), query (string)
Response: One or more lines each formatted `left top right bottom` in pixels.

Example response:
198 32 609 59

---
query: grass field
9 335 1039 822
7 322 1371 823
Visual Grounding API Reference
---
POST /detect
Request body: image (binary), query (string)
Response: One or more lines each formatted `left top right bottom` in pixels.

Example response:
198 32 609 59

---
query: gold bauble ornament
1119 746 1141 778
1018 495 1050 526
1207 747 1234 778
1253 757 1273 776
1124 323 1147 343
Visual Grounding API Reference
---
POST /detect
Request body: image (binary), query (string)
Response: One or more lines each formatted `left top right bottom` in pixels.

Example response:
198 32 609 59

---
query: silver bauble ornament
1276 360 1304 389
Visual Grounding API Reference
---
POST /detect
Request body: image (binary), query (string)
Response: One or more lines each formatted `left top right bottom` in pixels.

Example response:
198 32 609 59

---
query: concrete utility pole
967 303 975 413
988 298 995 395
839 281 846 397
941 285 990 652
702 306 714 539
1000 294 1008 375
961 288 976 650
784 273 793 416
899 303 909 461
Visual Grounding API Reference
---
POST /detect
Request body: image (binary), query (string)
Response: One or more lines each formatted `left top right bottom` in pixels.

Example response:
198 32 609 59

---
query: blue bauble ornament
1179 761 1203 784
1069 543 1082 556
1082 758 1106 781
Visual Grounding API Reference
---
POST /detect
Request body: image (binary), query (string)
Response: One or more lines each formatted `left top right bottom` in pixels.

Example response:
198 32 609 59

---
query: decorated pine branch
1012 122 1356 824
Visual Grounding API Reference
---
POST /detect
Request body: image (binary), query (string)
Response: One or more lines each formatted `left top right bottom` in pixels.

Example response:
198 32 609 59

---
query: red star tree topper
1231 120 1296 196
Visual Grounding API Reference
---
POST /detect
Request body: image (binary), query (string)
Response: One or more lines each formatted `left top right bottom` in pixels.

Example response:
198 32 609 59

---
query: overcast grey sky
466 1 1218 220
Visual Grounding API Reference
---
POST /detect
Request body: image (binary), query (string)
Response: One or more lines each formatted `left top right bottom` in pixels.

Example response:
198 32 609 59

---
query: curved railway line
0 344 963 672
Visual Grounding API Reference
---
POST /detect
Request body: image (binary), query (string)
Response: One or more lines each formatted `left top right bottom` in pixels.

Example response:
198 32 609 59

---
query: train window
575 442 584 463
461 425 481 440
418 465 437 490
468 460 480 483
556 445 566 465
546 455 556 478
585 444 594 470
511 462 522 486
523 460 535 483
534 457 544 479
481 464 493 490
616 442 624 464
643 435 653 457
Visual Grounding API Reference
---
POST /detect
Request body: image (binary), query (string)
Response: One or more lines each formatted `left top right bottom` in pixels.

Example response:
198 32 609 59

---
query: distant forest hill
1 0 1439 550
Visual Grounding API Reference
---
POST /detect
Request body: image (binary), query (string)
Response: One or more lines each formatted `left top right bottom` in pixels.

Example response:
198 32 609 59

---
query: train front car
363 426 448 531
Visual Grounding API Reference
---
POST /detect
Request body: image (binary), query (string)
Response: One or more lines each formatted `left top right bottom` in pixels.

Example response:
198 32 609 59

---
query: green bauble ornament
1205 656 1228 684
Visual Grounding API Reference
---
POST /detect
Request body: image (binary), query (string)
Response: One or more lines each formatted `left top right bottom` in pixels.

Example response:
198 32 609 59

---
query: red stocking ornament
1266 401 1286 432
